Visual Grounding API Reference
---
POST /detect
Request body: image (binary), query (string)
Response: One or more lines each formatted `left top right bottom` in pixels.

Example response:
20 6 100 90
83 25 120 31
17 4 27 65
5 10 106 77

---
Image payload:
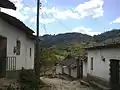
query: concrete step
80 80 90 86
89 81 111 90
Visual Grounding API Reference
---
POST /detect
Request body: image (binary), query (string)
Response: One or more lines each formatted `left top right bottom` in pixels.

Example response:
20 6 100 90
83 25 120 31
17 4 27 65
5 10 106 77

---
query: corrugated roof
59 56 87 68
60 57 77 66
0 0 16 10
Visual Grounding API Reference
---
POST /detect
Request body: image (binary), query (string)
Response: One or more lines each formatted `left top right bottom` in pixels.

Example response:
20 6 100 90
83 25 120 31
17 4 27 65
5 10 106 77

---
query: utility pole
35 0 41 89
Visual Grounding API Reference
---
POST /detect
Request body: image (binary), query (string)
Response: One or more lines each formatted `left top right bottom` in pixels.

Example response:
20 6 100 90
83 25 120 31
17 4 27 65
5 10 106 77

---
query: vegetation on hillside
93 29 120 42
39 29 120 67
40 32 93 48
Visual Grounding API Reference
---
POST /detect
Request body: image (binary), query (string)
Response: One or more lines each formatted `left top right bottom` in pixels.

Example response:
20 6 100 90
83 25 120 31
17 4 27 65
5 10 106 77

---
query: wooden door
76 59 83 79
80 60 83 79
0 38 7 77
110 59 120 90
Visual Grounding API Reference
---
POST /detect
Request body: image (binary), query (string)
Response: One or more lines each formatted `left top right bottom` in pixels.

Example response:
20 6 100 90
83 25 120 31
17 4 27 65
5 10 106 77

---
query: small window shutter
91 57 93 70
16 40 21 55
30 48 31 56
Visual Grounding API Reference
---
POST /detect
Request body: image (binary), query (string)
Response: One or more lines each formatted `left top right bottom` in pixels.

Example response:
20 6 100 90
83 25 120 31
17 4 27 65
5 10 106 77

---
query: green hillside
39 29 120 66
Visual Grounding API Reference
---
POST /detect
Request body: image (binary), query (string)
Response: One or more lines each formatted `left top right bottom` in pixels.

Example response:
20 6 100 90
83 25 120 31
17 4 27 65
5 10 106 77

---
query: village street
40 77 95 90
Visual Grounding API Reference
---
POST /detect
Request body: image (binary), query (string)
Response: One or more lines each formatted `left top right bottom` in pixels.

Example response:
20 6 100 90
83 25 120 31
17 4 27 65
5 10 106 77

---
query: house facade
86 43 120 89
56 57 78 78
0 12 35 77
56 56 87 79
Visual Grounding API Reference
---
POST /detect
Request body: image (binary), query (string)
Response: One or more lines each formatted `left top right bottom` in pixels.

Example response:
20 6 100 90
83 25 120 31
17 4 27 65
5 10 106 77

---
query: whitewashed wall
0 18 35 70
71 68 77 78
63 66 69 75
83 62 88 77
56 65 62 74
87 48 120 82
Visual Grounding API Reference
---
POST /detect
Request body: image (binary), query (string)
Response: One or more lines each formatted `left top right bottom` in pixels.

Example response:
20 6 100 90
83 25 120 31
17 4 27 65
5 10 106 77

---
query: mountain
39 29 120 64
40 32 93 48
40 29 120 48
93 29 120 42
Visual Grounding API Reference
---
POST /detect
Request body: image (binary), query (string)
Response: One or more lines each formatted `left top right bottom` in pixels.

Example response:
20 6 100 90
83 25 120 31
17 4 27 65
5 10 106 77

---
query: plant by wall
18 68 44 90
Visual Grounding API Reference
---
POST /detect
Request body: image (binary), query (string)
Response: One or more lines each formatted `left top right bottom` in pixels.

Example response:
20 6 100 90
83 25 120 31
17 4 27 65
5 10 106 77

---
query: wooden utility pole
35 0 41 89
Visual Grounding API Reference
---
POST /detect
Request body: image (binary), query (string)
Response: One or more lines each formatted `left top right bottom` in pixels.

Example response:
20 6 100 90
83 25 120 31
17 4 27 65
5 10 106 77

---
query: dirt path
40 77 94 90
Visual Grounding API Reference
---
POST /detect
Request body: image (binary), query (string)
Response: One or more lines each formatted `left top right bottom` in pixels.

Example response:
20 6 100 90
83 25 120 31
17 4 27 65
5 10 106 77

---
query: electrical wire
39 1 72 34
40 7 47 33
47 13 72 31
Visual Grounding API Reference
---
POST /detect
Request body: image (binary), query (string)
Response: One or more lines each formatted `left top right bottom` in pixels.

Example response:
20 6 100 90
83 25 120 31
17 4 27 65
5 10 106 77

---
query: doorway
110 59 120 90
0 36 7 77
76 59 83 79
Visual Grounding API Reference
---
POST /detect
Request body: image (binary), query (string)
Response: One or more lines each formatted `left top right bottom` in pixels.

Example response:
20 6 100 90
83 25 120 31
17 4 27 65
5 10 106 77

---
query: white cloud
72 26 101 36
1 0 29 21
1 0 55 25
40 18 55 24
0 0 104 33
2 0 104 25
110 17 120 24
36 0 104 21
23 7 31 12
54 9 80 20
1 8 29 21
30 16 55 24
75 0 104 19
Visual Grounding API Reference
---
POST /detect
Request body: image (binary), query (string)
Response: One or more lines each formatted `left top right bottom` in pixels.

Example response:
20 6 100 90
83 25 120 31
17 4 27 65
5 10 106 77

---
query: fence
6 56 16 71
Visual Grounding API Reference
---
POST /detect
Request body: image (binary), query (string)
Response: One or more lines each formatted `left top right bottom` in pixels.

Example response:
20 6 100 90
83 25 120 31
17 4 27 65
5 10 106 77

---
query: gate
6 56 16 71
6 56 17 78
110 59 120 90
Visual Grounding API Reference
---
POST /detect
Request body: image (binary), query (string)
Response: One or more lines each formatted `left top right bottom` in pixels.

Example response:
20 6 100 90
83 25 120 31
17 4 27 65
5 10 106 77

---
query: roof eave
0 0 16 10
0 12 35 38
85 43 120 50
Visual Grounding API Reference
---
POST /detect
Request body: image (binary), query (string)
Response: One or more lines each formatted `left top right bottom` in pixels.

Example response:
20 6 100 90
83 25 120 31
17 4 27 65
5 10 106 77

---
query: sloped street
40 77 94 90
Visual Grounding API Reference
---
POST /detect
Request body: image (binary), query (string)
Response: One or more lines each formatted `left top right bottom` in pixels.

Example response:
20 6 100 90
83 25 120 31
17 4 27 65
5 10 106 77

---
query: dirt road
40 77 94 90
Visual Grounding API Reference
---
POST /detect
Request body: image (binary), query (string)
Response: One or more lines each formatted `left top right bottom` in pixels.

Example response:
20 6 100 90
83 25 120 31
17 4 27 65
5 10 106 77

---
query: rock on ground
0 78 20 90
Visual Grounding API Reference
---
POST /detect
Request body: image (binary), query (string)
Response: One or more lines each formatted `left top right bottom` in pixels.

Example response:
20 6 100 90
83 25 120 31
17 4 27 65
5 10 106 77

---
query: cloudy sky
1 0 120 36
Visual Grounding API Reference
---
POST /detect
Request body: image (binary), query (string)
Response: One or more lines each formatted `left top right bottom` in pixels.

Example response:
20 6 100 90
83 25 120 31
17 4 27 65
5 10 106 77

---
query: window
101 56 105 62
91 57 93 70
16 40 21 55
30 48 31 56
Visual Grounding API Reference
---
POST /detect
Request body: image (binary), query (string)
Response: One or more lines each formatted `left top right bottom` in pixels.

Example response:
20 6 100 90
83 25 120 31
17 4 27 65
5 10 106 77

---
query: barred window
30 48 31 56
16 40 21 55
91 57 93 70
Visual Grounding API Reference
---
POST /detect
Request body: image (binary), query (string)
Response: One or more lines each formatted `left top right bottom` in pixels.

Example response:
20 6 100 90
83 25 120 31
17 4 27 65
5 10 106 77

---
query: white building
56 57 78 78
0 12 35 77
86 43 120 89
56 56 87 79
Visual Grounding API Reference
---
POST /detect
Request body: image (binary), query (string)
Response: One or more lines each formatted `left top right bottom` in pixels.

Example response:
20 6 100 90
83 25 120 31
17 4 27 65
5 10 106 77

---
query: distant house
0 12 35 78
85 43 120 89
56 56 87 79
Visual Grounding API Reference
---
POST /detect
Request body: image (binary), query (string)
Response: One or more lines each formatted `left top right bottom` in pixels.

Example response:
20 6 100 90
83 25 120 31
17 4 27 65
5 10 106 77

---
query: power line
48 13 72 31
40 8 47 33
40 1 72 33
